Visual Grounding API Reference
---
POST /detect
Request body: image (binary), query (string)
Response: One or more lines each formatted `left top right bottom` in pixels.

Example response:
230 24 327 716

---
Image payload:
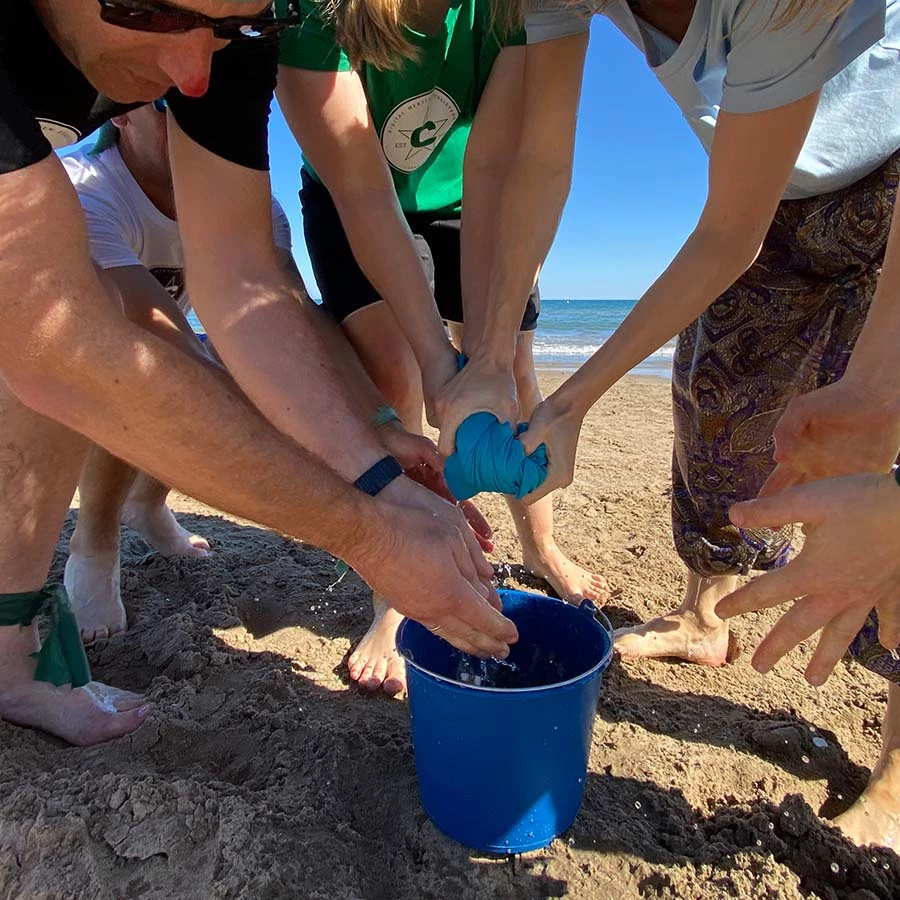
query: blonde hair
323 0 524 70
766 0 853 28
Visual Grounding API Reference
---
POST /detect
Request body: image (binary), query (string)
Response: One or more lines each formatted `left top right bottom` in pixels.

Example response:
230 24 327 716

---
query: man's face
35 0 271 103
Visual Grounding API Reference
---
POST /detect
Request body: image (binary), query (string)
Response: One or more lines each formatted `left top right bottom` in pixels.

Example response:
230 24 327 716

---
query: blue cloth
445 412 548 501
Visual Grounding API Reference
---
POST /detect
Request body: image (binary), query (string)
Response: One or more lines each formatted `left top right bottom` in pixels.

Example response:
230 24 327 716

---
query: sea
532 298 673 379
189 298 674 380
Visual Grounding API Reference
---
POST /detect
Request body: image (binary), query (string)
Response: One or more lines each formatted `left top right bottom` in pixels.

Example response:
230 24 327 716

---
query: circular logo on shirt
380 89 460 173
37 119 82 150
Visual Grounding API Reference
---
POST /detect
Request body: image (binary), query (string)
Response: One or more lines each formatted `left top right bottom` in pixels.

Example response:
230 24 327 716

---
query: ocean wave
533 341 676 359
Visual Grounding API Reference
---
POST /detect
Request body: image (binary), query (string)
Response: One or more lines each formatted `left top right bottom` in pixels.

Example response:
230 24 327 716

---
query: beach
1 372 897 900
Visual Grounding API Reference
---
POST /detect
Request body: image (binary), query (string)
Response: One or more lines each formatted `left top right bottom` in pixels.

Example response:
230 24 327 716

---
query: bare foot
64 549 127 644
522 543 610 603
122 500 210 558
0 623 149 746
833 784 900 851
833 682 900 850
347 596 406 695
615 573 739 666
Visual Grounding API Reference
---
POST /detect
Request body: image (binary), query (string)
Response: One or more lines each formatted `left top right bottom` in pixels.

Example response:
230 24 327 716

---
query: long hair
322 0 524 70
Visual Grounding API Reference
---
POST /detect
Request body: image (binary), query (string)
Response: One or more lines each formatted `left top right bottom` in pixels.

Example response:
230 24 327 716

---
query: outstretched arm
518 91 821 501
277 65 458 420
435 33 589 450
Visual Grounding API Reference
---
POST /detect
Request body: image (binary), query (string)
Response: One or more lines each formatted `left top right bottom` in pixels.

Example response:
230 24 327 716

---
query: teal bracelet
371 405 401 429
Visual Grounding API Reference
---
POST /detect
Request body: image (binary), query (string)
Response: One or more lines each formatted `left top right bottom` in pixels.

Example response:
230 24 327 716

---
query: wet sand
1 374 897 900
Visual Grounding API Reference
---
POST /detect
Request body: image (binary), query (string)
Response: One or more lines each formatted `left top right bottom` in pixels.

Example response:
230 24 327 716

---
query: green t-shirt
277 0 524 217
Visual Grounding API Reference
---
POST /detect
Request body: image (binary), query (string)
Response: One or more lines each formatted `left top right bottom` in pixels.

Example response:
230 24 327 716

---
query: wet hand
716 472 900 685
359 478 516 657
433 359 519 457
516 396 583 504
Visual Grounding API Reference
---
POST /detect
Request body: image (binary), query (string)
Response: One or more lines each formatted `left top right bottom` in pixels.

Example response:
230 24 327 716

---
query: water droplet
783 811 790 819
883 863 890 871
767 822 775 831
634 801 642 810
801 755 810 764
567 837 575 846
837 793 843 800
755 839 762 847
812 736 828 749
830 863 840 874
872 856 879 864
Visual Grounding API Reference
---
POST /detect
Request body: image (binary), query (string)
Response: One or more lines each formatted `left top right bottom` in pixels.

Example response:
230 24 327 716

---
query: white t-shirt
527 0 900 199
62 145 293 312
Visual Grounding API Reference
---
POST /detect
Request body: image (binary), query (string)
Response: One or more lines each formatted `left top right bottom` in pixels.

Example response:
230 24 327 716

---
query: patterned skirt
671 150 900 579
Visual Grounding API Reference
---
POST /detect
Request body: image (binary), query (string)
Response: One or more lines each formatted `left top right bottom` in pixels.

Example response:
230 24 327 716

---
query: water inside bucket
452 643 571 689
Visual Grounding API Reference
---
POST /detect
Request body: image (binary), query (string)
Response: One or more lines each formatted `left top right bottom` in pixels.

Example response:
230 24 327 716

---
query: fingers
757 463 806 500
805 601 871 687
715 562 810 618
748 598 824 674
460 499 492 540
728 485 815 532
454 509 496 583
437 420 460 458
437 587 519 656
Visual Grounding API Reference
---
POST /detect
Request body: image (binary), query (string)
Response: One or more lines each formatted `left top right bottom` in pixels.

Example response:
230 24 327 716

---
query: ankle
69 528 119 557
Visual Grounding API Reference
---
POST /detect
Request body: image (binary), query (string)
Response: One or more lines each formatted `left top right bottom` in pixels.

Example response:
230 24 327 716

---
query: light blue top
526 0 900 198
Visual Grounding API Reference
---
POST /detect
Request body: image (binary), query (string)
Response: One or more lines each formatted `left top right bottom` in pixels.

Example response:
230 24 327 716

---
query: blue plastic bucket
396 589 613 853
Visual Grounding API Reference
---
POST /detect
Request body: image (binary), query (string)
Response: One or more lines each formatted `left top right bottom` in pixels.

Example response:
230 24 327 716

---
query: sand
1 373 898 900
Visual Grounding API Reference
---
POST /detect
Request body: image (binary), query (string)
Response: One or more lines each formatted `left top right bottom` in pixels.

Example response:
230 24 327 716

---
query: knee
370 357 422 423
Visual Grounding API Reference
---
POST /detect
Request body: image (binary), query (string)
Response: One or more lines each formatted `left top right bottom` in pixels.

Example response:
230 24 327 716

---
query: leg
121 472 211 557
341 303 424 695
508 332 609 601
833 681 900 849
0 382 147 745
65 445 136 643
66 273 211 643
615 162 896 665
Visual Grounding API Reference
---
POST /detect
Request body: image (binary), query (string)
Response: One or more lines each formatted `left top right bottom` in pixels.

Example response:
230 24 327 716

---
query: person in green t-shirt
277 0 609 695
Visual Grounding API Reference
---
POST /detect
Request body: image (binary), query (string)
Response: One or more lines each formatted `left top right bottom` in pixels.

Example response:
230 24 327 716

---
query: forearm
192 267 390 479
331 185 454 371
556 227 762 417
5 277 378 564
464 155 569 367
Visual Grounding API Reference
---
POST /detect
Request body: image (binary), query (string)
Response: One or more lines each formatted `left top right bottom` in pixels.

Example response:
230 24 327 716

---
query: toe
347 652 363 680
367 657 388 691
382 658 406 696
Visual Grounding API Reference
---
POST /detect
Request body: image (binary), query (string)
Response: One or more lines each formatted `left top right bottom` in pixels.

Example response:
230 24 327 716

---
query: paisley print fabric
671 150 900 577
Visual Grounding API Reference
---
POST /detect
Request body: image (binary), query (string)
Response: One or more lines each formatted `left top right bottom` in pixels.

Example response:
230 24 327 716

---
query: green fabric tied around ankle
0 585 91 688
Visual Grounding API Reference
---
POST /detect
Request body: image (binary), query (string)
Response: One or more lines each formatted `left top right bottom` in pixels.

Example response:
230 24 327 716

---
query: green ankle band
0 584 91 688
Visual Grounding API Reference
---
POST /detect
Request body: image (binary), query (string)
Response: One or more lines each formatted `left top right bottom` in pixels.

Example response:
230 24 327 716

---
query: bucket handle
577 598 614 638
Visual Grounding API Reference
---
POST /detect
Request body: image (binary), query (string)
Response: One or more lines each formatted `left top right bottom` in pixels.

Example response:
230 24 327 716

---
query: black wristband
894 466 900 488
353 456 404 496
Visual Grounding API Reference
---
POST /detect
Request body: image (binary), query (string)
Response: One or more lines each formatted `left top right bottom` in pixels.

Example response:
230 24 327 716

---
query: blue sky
269 17 710 300
66 18 709 300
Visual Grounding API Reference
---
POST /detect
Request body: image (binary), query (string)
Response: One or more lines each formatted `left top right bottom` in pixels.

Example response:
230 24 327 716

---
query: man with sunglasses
0 0 516 747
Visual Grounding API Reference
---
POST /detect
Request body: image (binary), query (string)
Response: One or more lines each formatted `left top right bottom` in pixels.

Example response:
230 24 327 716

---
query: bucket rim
397 591 614 694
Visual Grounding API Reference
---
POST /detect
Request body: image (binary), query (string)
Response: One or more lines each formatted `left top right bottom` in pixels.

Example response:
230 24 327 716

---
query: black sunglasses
97 0 302 40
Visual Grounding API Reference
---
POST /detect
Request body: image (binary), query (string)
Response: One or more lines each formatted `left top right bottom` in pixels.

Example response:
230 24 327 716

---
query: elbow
692 222 767 280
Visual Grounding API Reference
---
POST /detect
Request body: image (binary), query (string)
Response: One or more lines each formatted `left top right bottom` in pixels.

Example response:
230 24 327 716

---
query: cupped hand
355 477 516 657
760 377 900 499
716 471 900 685
433 358 519 456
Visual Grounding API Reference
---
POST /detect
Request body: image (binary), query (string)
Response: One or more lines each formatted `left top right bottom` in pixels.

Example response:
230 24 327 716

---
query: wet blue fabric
445 412 548 501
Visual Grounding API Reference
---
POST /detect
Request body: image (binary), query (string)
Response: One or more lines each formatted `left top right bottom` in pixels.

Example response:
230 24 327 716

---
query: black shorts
300 170 540 331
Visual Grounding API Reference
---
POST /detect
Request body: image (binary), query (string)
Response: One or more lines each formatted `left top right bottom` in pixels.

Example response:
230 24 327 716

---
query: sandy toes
347 597 406 695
